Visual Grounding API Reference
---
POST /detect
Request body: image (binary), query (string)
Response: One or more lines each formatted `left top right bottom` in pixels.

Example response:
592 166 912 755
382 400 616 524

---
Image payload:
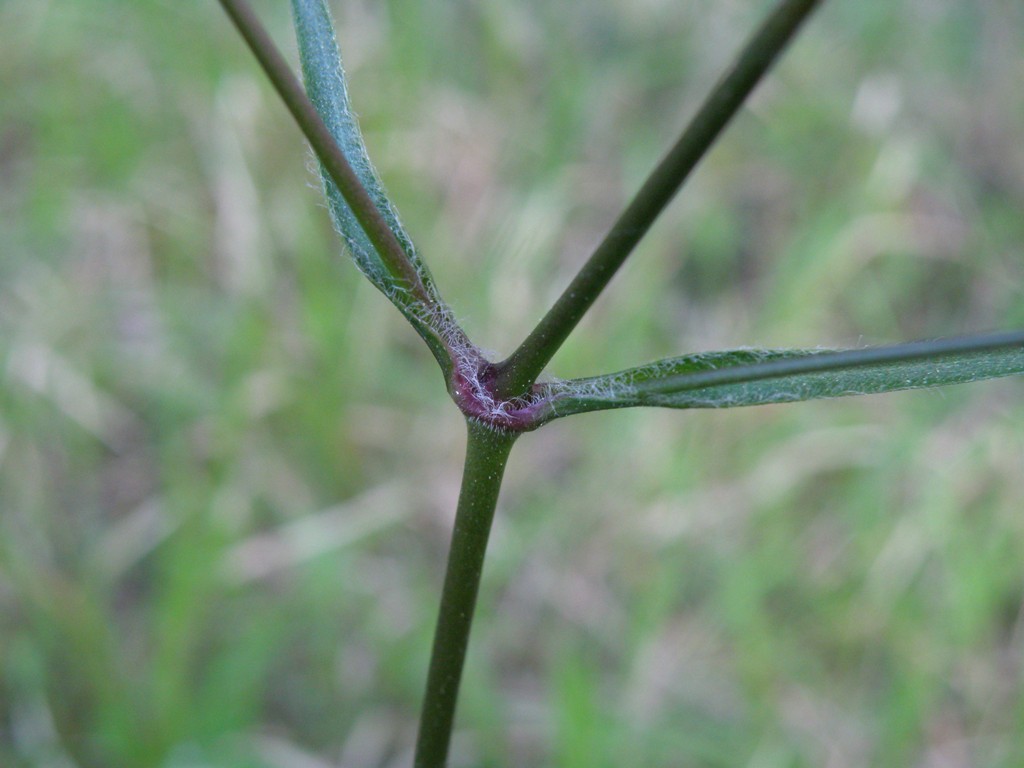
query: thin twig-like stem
217 0 430 303
491 0 824 398
415 420 517 768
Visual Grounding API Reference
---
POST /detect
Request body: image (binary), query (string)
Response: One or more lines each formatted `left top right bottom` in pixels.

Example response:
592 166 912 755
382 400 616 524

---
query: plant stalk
491 0 824 399
415 419 517 767
217 0 430 303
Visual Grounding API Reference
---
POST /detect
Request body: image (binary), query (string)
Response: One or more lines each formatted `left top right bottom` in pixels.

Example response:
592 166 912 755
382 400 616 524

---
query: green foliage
290 0 439 306
2 0 1024 766
281 0 1024 763
539 333 1024 419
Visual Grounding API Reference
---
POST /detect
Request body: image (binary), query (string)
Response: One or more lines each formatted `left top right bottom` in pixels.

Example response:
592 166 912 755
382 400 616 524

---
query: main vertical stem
414 419 518 767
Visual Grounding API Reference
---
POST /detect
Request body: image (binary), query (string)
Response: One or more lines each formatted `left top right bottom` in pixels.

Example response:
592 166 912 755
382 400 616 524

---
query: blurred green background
3 1 1024 766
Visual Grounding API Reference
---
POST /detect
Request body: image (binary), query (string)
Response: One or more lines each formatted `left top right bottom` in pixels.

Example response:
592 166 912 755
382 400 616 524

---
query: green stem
415 420 518 767
491 0 824 399
216 0 430 303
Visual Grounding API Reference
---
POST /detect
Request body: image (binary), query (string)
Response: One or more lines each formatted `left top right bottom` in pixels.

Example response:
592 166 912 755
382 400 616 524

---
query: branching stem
491 0 824 398
414 420 517 767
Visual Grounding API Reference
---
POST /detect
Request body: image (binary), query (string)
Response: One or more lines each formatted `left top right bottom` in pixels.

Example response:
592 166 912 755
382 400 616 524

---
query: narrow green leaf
220 0 429 306
292 0 415 288
290 0 469 376
536 331 1024 420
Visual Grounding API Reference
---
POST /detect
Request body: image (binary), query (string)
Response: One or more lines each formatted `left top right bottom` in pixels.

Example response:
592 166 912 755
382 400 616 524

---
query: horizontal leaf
536 330 1024 421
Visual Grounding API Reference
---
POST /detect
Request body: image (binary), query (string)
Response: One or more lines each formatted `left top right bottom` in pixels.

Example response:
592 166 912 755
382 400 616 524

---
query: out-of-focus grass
2 1 1024 766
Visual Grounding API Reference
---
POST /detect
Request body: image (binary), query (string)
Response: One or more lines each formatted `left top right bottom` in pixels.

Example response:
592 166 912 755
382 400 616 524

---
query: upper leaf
290 0 470 377
292 0 415 289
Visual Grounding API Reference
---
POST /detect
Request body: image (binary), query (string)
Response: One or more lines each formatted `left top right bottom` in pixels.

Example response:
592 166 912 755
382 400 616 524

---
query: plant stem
415 420 518 767
217 0 430 304
491 0 824 399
